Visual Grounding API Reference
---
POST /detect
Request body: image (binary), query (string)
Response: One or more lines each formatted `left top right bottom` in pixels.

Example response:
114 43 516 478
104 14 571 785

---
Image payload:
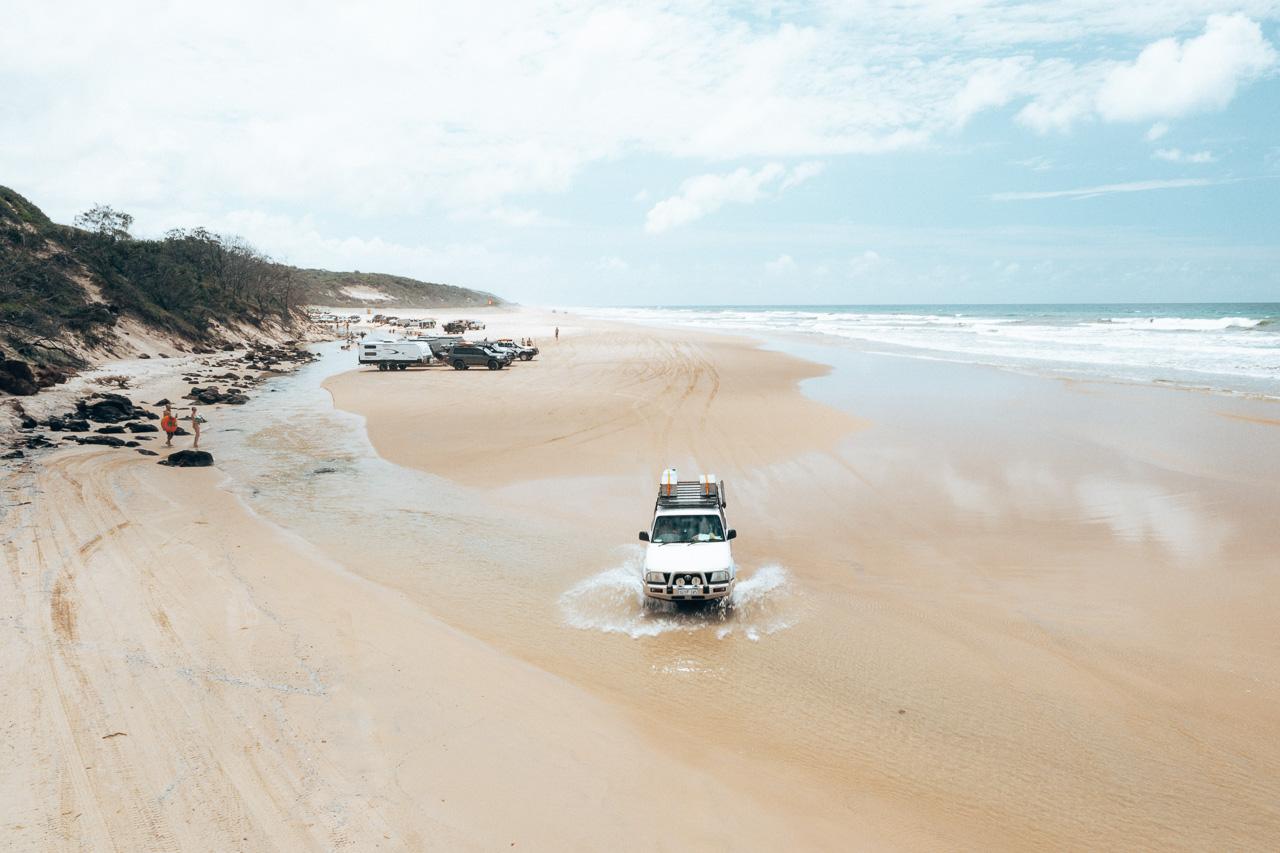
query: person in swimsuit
160 405 178 447
189 407 203 449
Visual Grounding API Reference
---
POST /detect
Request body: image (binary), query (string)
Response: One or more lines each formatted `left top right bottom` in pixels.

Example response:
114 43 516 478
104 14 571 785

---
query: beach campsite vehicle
445 344 513 370
358 340 429 370
442 320 468 334
639 469 736 602
489 339 538 361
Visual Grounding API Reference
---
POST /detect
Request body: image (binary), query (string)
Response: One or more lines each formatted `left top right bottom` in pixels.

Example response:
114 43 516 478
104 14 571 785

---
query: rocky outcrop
77 393 144 424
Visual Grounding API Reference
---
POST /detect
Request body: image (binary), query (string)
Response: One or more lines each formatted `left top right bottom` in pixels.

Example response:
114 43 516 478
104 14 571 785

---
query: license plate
675 585 700 596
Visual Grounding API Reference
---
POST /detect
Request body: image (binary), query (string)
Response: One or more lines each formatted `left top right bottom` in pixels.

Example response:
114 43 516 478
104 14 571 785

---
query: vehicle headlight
645 572 665 584
709 571 730 583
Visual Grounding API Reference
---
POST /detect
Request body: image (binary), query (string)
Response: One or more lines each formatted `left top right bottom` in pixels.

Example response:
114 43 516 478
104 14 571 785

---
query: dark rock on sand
137 449 159 456
78 435 126 447
81 393 139 423
126 422 159 433
158 449 214 467
95 425 127 434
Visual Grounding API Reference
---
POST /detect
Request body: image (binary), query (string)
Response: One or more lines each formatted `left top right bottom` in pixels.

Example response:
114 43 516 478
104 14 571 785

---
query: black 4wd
448 344 513 370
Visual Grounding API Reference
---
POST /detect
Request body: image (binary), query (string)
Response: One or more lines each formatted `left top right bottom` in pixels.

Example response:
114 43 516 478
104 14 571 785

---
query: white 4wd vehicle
639 469 736 602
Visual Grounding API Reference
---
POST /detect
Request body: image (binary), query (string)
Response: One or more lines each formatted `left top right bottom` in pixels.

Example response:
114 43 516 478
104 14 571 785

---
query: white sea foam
559 550 801 640
1097 316 1261 331
580 305 1280 398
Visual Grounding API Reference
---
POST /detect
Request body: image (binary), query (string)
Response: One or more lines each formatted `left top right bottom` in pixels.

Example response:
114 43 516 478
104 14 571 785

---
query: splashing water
559 548 802 640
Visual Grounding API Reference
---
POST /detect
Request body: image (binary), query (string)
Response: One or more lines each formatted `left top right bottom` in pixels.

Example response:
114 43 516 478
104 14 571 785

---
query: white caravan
358 340 429 371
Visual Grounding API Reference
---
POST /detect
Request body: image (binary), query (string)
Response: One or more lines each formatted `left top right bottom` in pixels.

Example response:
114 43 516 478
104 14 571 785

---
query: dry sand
4 307 1279 850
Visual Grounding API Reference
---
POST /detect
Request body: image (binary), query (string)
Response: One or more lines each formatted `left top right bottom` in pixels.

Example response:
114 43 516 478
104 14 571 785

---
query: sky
2 1 1278 306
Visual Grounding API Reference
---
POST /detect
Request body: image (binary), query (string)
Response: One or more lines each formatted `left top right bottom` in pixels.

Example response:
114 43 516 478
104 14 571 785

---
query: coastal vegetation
292 268 502 309
0 184 503 392
0 186 302 370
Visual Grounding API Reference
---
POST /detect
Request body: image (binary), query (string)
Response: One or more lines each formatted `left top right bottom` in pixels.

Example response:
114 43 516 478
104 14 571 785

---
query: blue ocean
582 304 1280 399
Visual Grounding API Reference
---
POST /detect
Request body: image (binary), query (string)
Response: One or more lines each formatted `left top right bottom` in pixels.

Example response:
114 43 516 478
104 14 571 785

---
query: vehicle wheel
453 360 467 370
522 353 532 361
487 360 499 370
398 363 407 370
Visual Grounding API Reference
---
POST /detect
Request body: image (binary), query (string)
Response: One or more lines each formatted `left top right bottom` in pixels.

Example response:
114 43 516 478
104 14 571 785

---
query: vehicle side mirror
638 531 649 542
727 529 737 540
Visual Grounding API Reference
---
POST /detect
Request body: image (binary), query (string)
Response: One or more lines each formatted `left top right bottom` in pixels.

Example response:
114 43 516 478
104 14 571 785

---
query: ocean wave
1093 317 1263 331
581 305 1280 398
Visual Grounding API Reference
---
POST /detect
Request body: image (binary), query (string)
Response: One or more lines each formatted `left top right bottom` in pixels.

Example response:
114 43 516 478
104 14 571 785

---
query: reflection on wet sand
236 320 1280 851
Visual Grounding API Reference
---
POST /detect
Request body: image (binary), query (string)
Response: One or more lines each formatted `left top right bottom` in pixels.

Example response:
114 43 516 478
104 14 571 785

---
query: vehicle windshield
651 514 724 543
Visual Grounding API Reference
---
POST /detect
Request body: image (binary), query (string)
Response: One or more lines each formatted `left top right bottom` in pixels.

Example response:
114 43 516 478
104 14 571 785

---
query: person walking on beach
160 404 178 447
555 327 559 341
189 407 204 449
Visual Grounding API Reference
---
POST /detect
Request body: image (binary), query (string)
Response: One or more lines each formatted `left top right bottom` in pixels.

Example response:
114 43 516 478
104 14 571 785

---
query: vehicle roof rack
654 469 727 509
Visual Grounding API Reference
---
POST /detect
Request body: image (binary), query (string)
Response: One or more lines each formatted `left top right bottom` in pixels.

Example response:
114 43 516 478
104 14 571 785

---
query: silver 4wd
488 339 539 361
639 469 736 602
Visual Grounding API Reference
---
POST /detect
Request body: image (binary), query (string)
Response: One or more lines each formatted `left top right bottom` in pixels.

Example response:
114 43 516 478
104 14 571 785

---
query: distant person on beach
190 407 204 449
555 327 559 340
160 405 177 447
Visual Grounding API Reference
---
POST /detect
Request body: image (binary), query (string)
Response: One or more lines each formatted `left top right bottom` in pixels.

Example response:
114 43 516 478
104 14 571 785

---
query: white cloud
1013 156 1056 171
593 256 629 272
991 178 1215 201
212 209 548 288
849 250 883 275
1097 14 1277 122
949 57 1029 129
780 161 826 190
1017 16 1277 133
5 2 1272 228
645 161 821 233
485 206 563 227
1152 148 1217 163
765 254 798 274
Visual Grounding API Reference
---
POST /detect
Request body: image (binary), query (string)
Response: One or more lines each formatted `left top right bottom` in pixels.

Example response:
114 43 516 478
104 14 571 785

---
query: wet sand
322 309 1280 851
0 447 862 850
4 308 1279 850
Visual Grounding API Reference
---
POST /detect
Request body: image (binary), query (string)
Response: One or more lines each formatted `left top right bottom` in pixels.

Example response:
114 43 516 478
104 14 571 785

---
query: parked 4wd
447 344 513 370
488 339 539 361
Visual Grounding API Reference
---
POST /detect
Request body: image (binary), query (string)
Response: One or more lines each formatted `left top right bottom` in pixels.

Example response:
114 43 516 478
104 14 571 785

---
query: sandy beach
4 307 1280 851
